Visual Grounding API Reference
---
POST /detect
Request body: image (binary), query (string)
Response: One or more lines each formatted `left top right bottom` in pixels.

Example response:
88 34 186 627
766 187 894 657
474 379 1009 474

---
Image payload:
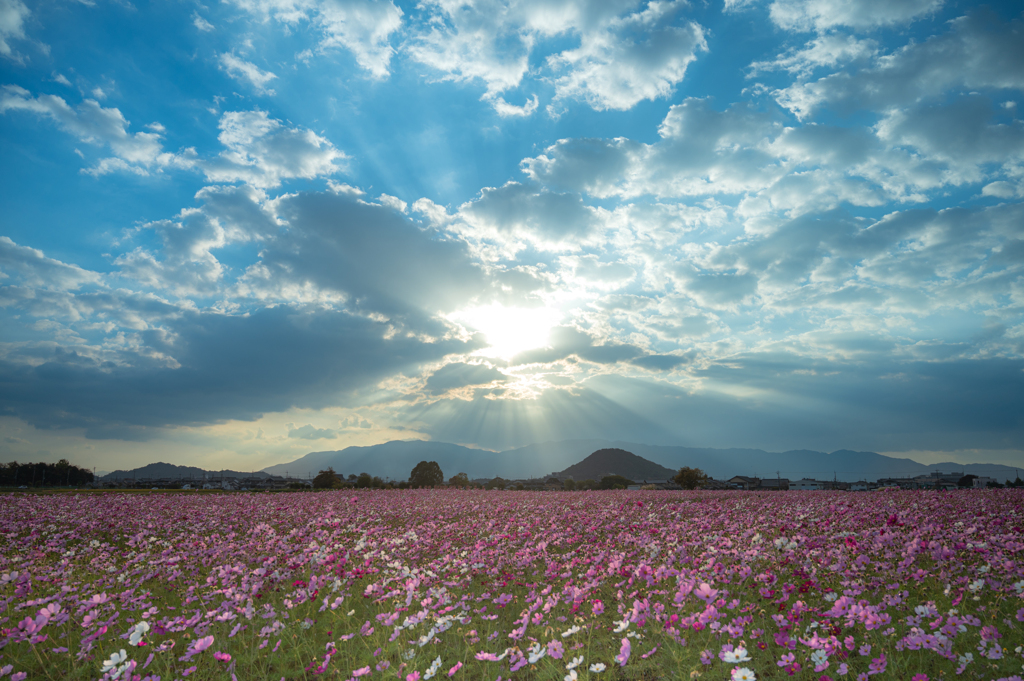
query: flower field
2 489 1024 681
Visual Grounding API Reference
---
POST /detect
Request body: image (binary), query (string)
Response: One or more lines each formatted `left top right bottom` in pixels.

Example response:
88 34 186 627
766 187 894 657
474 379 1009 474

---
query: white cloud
548 2 706 111
523 99 784 199
193 13 215 32
773 12 1024 119
316 0 403 79
768 0 943 32
0 85 177 175
226 0 402 79
219 52 278 95
0 237 102 291
0 0 29 60
409 0 707 115
199 109 346 188
749 34 876 77
454 182 604 253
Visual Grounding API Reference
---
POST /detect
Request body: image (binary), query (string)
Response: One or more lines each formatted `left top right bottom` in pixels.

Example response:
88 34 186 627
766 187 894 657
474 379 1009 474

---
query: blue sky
1 0 1023 473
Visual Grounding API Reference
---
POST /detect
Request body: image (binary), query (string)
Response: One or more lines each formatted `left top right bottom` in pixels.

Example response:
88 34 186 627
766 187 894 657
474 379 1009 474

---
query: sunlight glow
450 304 562 360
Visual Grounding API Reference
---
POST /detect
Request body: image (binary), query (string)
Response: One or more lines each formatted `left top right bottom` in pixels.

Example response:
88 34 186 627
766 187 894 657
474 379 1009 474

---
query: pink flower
447 662 463 677
407 672 421 681
193 635 214 653
11 673 26 681
352 667 371 677
546 640 564 659
214 651 231 662
591 600 604 616
615 637 631 667
694 582 719 604
911 675 928 681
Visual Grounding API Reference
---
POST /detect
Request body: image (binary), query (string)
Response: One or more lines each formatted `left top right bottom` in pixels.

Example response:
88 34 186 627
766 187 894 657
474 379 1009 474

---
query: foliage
2 489 1023 681
448 472 469 487
598 474 633 489
0 459 94 487
409 460 444 488
312 467 342 489
486 476 507 490
563 478 576 490
673 466 709 490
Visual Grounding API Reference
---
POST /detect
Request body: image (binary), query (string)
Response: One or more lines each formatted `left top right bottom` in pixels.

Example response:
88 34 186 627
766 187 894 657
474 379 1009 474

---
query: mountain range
260 439 1022 483
100 462 279 482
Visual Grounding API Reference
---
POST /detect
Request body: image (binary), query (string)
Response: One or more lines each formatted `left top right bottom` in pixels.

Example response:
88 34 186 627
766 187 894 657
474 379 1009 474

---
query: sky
1 0 1023 474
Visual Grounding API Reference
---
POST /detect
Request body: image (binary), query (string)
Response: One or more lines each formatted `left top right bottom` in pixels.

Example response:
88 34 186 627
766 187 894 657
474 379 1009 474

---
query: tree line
312 461 709 490
0 460 95 487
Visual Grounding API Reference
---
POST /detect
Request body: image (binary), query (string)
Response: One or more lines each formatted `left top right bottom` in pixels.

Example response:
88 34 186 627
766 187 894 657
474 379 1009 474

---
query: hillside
556 448 676 482
101 462 278 481
99 440 1022 485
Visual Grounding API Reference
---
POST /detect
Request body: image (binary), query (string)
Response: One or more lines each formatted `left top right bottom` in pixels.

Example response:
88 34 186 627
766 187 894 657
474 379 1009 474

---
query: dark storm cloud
0 305 477 438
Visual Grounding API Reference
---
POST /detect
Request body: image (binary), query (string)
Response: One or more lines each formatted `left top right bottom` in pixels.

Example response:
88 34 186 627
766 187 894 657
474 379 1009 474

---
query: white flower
566 656 584 670
528 643 546 664
968 579 985 593
423 655 442 679
811 649 828 666
561 625 581 637
612 619 630 633
101 649 128 675
589 663 607 672
1013 580 1024 595
564 671 578 681
731 668 756 681
723 646 752 663
129 621 150 646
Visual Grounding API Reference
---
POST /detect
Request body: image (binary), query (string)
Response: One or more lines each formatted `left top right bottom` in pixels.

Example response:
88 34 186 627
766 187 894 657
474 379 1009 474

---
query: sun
449 304 562 360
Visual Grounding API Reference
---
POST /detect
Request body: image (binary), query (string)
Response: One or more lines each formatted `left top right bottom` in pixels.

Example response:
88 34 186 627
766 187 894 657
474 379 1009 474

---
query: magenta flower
214 651 231 663
615 638 630 667
447 662 462 677
193 635 214 653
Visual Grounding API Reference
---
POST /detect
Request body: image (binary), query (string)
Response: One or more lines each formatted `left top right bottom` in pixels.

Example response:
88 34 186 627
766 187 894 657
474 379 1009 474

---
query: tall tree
312 468 342 489
673 467 708 490
448 472 469 487
409 461 443 488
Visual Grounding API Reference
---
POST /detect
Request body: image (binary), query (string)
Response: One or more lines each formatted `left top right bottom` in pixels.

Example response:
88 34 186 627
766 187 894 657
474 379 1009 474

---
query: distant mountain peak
557 448 677 482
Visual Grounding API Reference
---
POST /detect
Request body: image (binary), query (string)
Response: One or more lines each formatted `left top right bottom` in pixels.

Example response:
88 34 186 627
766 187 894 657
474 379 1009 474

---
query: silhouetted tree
957 474 978 488
599 474 633 490
355 472 373 488
563 479 576 491
313 468 342 489
448 472 469 487
486 477 507 490
409 461 443 488
674 466 708 490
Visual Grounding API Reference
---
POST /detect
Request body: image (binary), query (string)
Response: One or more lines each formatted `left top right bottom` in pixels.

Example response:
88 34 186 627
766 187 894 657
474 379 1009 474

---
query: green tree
448 472 469 487
312 468 342 489
409 461 444 488
563 479 576 491
599 474 633 490
486 477 507 490
673 466 708 490
355 472 373 488
576 479 596 490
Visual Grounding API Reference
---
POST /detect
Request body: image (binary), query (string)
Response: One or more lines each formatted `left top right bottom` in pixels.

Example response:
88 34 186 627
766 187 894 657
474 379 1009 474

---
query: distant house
973 477 996 488
848 481 871 492
728 476 759 490
757 478 790 491
790 478 824 491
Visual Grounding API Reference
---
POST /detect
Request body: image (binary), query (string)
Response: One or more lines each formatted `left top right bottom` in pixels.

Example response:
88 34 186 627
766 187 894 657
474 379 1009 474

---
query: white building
973 477 996 488
790 478 825 491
